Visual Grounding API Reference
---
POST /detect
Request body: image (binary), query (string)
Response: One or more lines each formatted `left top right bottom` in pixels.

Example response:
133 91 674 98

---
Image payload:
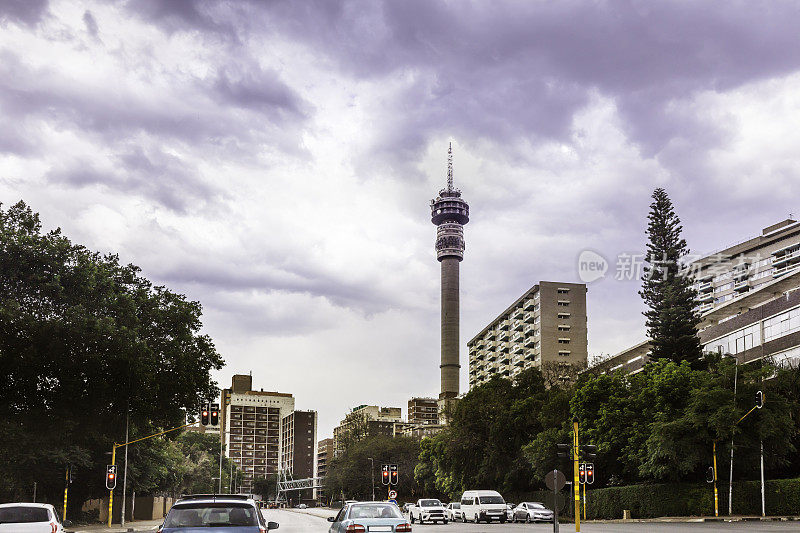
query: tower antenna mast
447 142 454 191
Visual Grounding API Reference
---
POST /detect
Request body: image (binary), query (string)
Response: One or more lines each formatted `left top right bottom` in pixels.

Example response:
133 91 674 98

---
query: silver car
327 502 411 533
445 502 462 521
0 503 71 533
512 501 554 523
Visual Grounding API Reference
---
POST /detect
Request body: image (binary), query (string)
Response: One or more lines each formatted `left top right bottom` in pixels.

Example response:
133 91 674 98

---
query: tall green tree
0 201 224 510
639 188 702 365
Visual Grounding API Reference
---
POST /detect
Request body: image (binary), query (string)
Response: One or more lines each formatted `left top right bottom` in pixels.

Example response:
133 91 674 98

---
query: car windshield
527 503 547 509
0 507 49 523
348 504 402 519
453 503 460 509
163 503 259 527
478 496 504 505
420 500 442 507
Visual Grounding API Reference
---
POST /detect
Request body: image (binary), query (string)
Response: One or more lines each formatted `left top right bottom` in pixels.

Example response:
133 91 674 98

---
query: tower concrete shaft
440 257 460 399
430 143 469 401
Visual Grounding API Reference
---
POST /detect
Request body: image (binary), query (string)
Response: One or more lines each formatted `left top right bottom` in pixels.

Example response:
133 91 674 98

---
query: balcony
498 330 509 341
523 324 538 336
525 337 539 349
772 246 800 267
498 342 510 353
733 280 750 292
524 312 536 323
512 308 524 320
513 320 524 332
499 319 510 330
512 343 524 354
697 293 714 304
476 338 485 348
523 299 536 311
485 329 496 340
696 281 713 293
511 332 524 343
698 302 713 313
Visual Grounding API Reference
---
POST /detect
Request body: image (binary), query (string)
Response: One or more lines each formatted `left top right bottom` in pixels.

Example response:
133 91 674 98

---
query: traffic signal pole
108 444 116 527
107 421 192 526
63 466 69 522
712 441 719 517
573 419 580 532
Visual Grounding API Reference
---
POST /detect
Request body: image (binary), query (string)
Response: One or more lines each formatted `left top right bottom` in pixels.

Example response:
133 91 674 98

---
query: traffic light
578 463 586 484
105 465 117 490
706 466 715 484
586 463 594 484
582 444 597 460
755 390 764 409
210 403 219 426
556 443 571 458
201 403 210 426
390 467 398 486
381 465 390 486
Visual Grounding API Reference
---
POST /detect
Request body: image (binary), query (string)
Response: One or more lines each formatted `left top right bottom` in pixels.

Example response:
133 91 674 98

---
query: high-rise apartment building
589 219 800 376
281 410 318 501
219 375 316 494
468 281 588 387
690 219 800 313
408 397 439 425
332 405 404 454
317 438 334 480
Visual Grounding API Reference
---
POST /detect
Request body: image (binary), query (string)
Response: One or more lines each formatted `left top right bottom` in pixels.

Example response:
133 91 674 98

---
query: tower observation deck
430 143 469 401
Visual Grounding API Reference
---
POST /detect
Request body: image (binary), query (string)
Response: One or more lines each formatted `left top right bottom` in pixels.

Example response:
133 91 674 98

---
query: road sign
388 490 397 499
545 469 566 491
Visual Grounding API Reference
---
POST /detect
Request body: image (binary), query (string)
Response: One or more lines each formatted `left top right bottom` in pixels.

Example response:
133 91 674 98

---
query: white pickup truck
409 498 448 524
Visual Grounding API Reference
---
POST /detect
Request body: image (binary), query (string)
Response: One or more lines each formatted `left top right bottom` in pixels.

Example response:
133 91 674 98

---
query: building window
558 338 570 344
557 288 570 294
558 350 571 356
558 325 571 331
557 301 570 307
558 313 570 319
763 306 800 342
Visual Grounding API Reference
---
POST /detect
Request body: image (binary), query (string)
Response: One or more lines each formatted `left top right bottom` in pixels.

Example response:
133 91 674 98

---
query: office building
467 281 588 387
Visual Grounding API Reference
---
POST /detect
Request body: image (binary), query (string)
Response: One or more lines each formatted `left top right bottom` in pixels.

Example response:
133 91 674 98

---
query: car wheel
500 517 506 524
444 519 448 524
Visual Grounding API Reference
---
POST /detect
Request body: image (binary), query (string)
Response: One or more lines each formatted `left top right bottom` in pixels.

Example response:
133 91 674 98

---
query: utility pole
63 465 70 522
760 441 766 516
728 359 738 515
33 482 36 503
573 418 580 532
108 444 116 527
121 413 130 527
368 458 375 501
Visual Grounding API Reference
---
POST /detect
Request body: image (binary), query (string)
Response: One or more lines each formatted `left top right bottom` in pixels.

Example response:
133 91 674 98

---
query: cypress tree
639 188 703 365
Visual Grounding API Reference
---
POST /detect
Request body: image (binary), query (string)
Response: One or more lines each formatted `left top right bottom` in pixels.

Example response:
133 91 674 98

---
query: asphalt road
264 509 800 533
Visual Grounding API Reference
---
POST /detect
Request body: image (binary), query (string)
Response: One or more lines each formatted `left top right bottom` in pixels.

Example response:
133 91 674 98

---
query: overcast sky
3 0 800 438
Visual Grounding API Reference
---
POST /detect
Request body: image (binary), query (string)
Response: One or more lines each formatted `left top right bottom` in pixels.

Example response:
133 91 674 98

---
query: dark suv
158 495 279 532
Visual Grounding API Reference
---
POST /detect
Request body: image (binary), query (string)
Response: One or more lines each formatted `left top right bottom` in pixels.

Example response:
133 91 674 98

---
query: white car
0 503 70 533
513 502 554 523
409 498 448 524
445 502 462 521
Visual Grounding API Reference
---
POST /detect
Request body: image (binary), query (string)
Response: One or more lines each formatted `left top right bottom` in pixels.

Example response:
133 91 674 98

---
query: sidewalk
67 518 162 532
587 515 800 524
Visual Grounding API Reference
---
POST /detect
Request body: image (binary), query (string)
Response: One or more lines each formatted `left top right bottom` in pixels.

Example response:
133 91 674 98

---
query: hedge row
507 478 800 519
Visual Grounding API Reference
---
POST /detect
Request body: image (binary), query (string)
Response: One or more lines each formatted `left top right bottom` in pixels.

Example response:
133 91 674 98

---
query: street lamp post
367 458 375 501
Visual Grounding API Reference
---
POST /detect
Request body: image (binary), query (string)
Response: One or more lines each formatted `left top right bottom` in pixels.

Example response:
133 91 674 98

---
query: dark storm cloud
213 63 309 118
0 0 49 26
48 146 224 213
83 10 99 38
0 46 310 161
233 0 800 160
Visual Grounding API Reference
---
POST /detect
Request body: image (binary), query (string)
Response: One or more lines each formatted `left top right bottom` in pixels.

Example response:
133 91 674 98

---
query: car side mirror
267 521 280 530
327 516 336 522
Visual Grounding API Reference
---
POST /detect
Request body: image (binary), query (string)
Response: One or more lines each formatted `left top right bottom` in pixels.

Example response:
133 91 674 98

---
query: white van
459 490 507 523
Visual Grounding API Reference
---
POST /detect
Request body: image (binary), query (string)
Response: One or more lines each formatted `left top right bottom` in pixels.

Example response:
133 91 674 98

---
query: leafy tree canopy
0 201 224 509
